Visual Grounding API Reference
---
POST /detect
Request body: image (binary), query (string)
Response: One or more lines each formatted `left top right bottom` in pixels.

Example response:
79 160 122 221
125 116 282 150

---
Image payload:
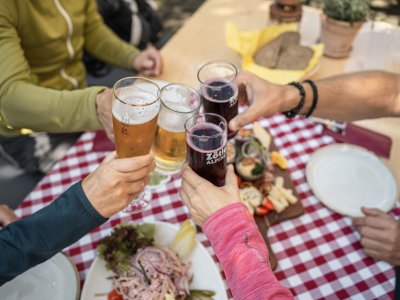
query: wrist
280 82 313 116
280 84 301 112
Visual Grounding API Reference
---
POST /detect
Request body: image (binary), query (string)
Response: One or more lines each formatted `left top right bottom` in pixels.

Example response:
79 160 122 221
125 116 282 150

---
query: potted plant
320 0 371 58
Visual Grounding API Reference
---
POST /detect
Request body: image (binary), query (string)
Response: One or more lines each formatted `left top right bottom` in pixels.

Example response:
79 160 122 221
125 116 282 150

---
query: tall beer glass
112 77 160 213
197 60 238 139
185 113 227 187
152 84 201 174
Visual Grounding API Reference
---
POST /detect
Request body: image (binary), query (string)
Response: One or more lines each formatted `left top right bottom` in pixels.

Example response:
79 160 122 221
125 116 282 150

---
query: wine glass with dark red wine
197 60 238 139
185 113 227 187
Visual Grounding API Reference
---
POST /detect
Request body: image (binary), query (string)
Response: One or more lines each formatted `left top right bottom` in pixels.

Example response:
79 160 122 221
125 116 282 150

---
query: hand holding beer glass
197 60 239 139
185 113 227 187
152 84 201 174
112 77 160 213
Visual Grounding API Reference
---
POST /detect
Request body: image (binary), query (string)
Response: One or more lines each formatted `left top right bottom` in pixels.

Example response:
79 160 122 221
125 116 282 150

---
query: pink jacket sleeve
202 202 293 300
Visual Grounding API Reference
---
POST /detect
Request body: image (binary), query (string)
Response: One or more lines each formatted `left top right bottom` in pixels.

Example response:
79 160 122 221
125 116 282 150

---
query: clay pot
320 15 363 58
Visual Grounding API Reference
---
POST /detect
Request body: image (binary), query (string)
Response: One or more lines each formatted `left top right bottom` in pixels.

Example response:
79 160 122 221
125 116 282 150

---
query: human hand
0 204 18 226
230 72 293 132
180 164 240 226
353 207 400 265
132 45 162 76
95 88 114 143
82 152 155 218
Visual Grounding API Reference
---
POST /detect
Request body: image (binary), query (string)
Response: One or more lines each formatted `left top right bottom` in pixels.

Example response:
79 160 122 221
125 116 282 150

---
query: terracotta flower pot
320 14 363 58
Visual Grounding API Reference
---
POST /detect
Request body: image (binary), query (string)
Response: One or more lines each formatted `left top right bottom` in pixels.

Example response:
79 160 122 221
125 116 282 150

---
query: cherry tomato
108 290 123 300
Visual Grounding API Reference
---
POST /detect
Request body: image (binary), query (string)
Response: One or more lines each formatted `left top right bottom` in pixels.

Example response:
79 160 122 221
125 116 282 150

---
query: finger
126 179 146 196
235 71 251 86
181 177 195 200
229 105 261 132
141 58 155 70
182 165 209 189
126 163 155 183
150 51 162 75
103 151 117 163
355 215 393 230
360 236 387 253
358 225 390 243
363 248 384 261
179 188 190 207
225 165 238 188
361 207 390 219
112 154 154 173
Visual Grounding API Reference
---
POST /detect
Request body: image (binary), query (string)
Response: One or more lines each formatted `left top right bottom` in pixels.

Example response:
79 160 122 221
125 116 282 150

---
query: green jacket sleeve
0 1 104 135
83 0 140 70
0 182 108 285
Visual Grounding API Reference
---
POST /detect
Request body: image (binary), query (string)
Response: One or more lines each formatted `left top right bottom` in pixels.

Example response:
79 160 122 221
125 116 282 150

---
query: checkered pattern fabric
15 114 398 299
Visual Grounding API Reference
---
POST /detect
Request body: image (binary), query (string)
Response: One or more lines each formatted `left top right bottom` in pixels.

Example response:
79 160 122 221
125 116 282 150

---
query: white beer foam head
158 101 199 132
112 84 160 125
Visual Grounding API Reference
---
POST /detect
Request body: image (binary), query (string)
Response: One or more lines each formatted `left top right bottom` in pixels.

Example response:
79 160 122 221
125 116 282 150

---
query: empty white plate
306 144 398 217
0 253 80 300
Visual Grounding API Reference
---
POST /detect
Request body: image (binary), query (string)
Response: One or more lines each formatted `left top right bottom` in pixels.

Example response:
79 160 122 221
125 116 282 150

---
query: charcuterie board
231 123 304 270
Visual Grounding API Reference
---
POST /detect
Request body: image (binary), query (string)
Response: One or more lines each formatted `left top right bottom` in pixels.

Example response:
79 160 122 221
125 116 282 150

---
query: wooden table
156 0 400 183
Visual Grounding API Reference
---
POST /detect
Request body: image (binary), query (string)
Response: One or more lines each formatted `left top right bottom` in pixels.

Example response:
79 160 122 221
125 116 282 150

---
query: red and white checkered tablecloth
15 114 398 299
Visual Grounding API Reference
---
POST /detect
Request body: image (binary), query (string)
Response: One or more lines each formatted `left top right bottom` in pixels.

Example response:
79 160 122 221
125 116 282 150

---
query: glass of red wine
197 60 238 139
185 113 227 187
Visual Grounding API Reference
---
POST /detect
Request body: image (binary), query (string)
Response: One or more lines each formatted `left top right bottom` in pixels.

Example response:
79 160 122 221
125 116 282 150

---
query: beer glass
185 113 227 187
112 77 160 213
197 60 238 139
152 84 201 174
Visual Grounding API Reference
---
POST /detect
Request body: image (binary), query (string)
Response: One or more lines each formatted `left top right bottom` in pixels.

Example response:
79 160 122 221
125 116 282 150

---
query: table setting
1 0 400 299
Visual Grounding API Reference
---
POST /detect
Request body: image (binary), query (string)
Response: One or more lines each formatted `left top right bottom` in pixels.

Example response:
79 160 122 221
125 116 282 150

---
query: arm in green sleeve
83 0 140 70
0 6 104 133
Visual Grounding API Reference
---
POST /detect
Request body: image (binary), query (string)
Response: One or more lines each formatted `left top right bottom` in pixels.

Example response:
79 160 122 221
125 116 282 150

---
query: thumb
361 207 389 218
225 164 238 188
229 106 260 131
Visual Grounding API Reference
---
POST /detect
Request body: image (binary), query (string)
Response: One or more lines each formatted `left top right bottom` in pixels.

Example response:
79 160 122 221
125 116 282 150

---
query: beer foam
158 101 197 132
112 87 160 125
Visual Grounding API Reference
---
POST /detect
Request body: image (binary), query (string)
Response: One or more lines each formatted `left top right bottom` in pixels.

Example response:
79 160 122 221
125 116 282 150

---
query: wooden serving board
236 130 304 270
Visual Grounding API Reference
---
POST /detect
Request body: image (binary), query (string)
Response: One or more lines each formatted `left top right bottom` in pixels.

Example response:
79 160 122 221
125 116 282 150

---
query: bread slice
253 34 283 68
280 31 300 51
276 44 314 70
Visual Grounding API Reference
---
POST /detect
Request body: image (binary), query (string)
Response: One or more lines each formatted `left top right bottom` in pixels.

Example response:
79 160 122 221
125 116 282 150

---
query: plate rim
306 143 398 217
0 252 80 300
80 220 228 300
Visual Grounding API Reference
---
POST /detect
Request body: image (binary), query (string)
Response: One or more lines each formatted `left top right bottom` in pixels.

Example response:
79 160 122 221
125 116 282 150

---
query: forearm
203 202 293 300
0 81 104 133
0 182 107 285
282 71 400 121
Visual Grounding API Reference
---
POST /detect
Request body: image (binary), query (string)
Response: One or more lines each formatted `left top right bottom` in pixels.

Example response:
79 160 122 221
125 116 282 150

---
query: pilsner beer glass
152 84 201 174
185 113 227 187
112 77 160 213
197 60 238 139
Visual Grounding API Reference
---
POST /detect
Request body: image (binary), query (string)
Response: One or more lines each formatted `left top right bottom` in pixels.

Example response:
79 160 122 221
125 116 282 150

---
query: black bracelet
283 82 305 119
303 79 318 118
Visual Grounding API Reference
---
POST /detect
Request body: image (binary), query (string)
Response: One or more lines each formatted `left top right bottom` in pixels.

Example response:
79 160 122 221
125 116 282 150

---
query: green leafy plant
322 0 371 23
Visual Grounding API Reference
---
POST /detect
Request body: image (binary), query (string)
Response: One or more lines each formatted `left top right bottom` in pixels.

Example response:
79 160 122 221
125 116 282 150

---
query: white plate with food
80 221 227 300
0 253 80 300
306 144 398 217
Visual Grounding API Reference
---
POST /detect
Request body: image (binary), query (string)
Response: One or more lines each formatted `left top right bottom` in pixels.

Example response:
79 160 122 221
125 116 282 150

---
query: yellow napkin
226 21 324 84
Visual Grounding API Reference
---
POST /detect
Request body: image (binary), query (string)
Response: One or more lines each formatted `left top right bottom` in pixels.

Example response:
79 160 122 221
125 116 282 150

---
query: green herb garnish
97 223 154 274
251 162 264 176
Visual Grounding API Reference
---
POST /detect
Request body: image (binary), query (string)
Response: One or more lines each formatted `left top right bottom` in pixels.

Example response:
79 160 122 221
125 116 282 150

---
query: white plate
306 144 398 217
0 253 80 300
80 221 228 300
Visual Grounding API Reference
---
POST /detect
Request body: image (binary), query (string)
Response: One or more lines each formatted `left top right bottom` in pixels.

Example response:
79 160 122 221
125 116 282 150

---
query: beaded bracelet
283 82 305 119
303 79 318 118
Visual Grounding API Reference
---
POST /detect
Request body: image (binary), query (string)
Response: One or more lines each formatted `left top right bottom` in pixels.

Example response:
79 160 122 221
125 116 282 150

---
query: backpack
85 0 163 77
